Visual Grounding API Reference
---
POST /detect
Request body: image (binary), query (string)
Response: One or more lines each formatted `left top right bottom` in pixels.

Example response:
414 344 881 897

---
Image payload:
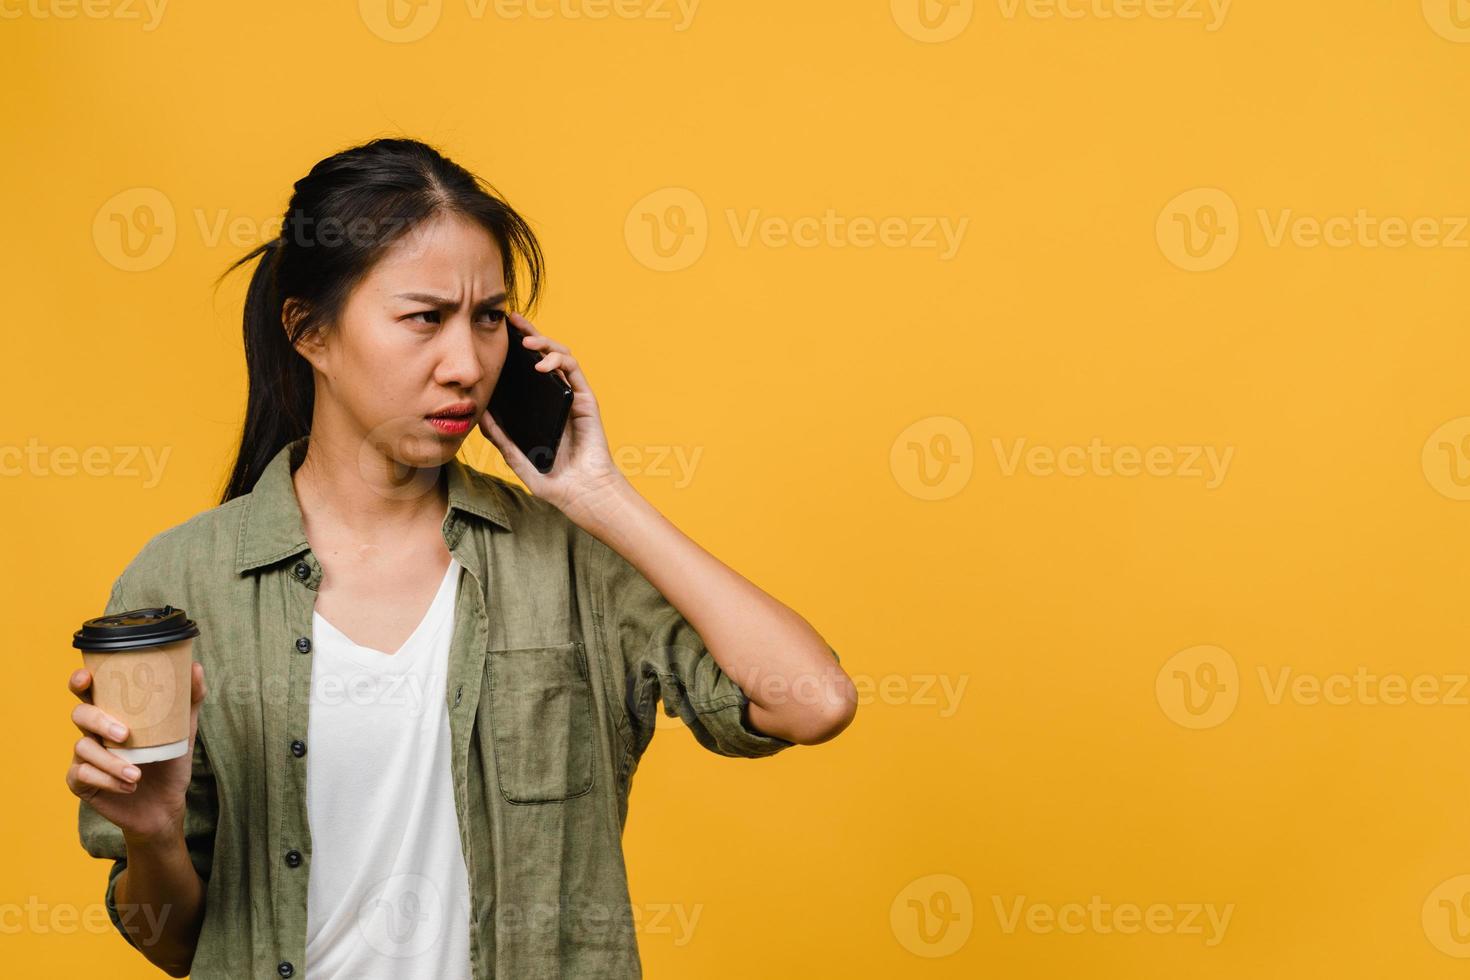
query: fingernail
123 766 141 780
110 724 126 740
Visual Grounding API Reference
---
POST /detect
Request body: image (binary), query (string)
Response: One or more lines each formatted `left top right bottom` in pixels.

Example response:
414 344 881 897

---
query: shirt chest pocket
485 641 595 804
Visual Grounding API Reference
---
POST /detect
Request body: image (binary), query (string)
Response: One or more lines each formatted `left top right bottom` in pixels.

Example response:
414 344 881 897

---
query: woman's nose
435 317 486 388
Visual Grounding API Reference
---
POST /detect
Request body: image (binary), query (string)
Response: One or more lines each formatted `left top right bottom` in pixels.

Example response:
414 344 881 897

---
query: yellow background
4 0 1470 975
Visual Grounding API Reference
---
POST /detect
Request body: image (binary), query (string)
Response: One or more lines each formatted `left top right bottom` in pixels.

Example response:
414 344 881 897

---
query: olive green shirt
78 435 838 978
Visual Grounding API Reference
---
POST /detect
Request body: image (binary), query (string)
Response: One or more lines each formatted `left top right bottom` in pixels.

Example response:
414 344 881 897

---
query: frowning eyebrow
395 291 507 312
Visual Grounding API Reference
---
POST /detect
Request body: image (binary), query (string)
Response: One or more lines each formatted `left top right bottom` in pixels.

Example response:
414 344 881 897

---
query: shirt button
277 962 294 978
295 636 312 654
285 849 302 868
290 739 306 758
293 561 310 580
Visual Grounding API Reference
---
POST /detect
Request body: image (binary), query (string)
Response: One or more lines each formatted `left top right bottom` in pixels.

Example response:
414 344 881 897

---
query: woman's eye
406 309 504 326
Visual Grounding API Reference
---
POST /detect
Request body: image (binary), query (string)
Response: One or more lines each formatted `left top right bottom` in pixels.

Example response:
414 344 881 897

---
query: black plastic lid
73 605 200 652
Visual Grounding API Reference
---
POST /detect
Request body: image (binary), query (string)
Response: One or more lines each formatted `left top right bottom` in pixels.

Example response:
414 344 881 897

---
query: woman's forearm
113 819 206 977
574 477 857 744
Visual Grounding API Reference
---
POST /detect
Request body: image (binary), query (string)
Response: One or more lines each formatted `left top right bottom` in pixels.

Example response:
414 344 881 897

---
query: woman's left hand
478 311 629 523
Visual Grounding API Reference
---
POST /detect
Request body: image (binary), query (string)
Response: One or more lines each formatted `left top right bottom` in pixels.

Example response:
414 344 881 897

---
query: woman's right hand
65 661 207 843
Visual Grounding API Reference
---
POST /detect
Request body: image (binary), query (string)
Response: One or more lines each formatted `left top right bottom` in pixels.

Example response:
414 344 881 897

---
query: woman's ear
283 298 328 367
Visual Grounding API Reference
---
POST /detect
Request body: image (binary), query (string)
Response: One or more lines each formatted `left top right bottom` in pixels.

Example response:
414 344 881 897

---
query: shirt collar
234 434 512 575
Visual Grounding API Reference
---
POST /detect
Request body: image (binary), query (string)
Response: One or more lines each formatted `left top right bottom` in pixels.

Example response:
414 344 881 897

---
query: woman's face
296 212 511 470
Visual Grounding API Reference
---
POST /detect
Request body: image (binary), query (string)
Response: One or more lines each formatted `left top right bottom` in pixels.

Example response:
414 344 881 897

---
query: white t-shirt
303 557 472 979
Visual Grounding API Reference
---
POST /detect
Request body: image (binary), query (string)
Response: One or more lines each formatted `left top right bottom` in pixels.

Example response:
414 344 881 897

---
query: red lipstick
427 400 477 436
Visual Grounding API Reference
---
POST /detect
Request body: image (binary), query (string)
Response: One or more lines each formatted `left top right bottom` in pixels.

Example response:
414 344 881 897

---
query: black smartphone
488 320 573 474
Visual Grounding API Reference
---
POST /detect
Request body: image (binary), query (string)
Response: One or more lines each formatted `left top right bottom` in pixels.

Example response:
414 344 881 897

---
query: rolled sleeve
596 541 799 761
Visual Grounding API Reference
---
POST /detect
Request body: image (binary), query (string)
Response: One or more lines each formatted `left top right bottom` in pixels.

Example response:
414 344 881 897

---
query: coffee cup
72 605 199 764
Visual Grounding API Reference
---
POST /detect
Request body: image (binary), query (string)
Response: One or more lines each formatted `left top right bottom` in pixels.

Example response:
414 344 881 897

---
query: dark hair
213 137 544 504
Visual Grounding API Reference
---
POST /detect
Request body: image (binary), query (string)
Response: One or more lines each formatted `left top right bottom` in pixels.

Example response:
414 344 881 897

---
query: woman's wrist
122 812 187 856
560 472 645 541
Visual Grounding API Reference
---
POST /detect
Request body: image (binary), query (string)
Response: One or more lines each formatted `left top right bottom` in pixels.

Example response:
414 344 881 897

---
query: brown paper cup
73 605 199 764
82 637 193 763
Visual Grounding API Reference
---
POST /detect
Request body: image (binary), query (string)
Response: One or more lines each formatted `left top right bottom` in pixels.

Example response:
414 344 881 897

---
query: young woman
66 138 855 979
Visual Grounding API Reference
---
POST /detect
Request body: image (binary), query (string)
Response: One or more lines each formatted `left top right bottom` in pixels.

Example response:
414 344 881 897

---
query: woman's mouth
426 402 477 435
427 415 475 435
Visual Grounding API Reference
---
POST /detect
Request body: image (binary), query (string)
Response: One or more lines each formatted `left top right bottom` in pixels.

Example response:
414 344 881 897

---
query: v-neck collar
312 557 461 662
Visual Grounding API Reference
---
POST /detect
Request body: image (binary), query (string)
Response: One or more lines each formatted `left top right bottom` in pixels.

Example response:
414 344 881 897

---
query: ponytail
212 237 312 503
